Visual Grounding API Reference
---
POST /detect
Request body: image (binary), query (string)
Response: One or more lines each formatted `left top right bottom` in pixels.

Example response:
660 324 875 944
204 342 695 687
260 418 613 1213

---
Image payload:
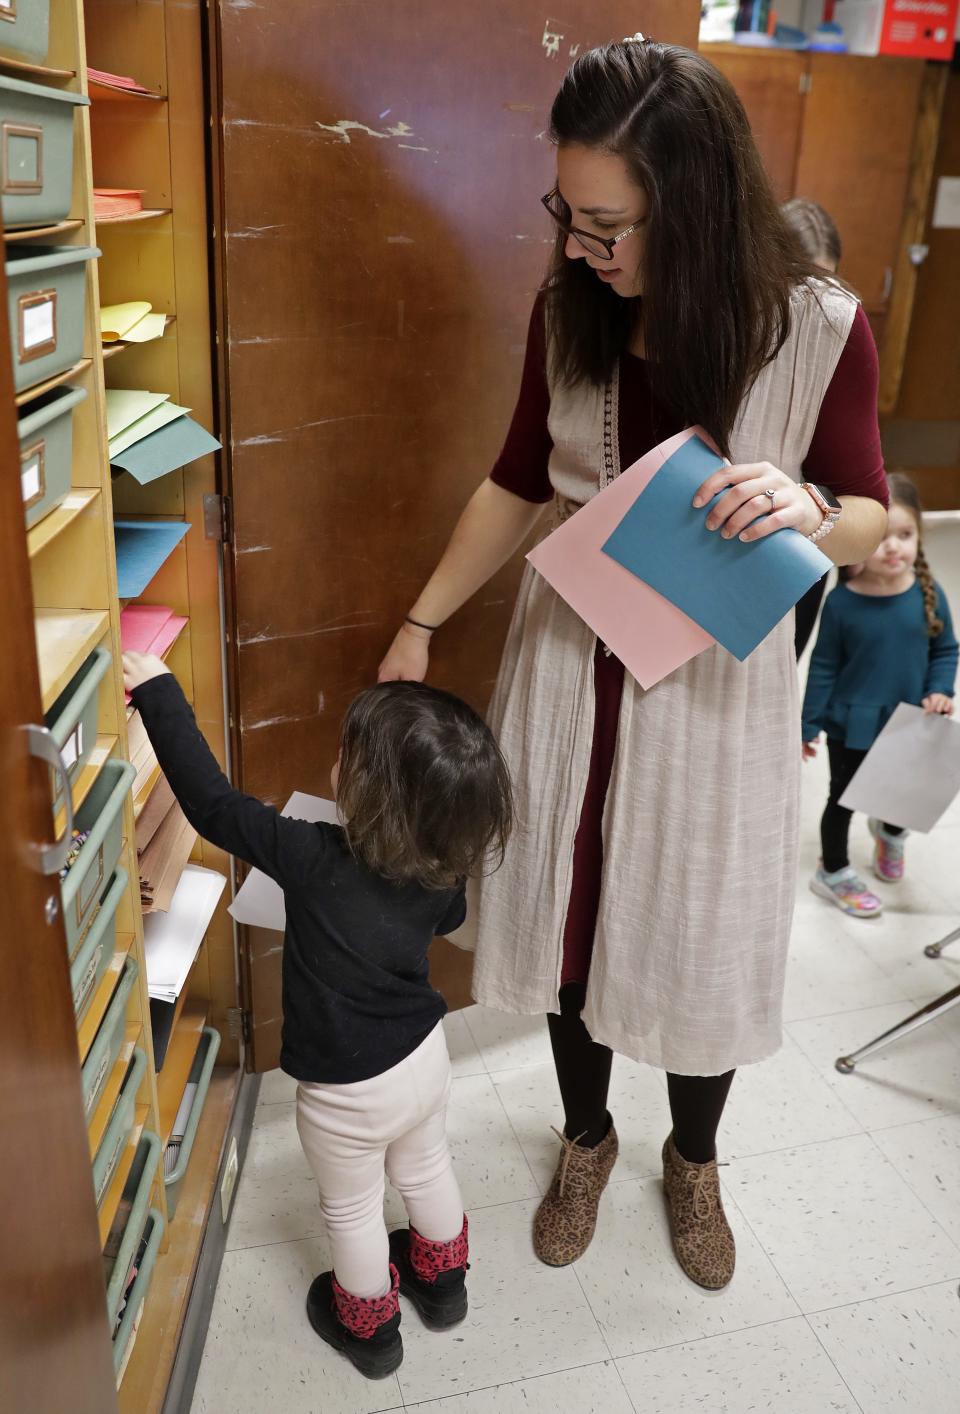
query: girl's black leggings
821 738 903 873
547 983 734 1164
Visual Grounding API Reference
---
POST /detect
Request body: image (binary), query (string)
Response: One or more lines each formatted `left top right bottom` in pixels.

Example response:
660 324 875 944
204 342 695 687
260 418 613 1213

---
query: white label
62 722 83 772
20 455 40 503
22 297 54 351
932 176 960 231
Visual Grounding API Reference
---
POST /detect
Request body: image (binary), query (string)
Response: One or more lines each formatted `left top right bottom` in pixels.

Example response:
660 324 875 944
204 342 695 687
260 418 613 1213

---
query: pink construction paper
121 604 174 653
526 427 716 689
121 604 188 702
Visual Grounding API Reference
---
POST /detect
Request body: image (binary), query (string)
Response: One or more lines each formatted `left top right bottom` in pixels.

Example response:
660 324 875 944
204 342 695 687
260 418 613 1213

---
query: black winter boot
306 1264 402 1379
388 1215 469 1330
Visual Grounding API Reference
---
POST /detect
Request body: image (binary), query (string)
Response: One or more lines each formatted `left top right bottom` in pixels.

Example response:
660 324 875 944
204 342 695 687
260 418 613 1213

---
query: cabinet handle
881 267 893 302
22 723 75 876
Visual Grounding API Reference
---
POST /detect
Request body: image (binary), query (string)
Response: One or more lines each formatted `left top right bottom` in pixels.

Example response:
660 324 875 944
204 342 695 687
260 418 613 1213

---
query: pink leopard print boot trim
409 1215 469 1283
331 1264 400 1339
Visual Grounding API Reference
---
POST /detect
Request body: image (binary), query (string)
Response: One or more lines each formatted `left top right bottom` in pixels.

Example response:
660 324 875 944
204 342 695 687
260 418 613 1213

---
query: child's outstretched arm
922 593 958 715
123 652 322 888
801 595 844 752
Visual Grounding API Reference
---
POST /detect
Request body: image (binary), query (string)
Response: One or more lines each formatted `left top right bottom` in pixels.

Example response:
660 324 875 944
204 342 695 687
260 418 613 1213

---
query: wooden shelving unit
4 0 243 1406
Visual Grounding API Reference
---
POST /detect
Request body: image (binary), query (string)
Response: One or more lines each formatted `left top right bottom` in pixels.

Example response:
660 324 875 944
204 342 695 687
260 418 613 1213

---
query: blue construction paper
114 520 191 598
601 436 831 660
110 414 220 486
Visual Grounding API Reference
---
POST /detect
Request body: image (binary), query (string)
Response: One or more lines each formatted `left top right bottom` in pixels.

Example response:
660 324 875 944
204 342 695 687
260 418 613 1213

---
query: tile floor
192 752 960 1413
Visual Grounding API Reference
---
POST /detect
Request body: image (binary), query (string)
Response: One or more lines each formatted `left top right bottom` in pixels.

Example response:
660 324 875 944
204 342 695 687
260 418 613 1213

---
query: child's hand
802 738 819 761
922 693 954 716
123 651 171 695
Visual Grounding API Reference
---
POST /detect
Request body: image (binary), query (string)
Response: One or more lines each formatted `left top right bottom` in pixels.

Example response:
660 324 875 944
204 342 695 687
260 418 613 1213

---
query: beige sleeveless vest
463 279 858 1074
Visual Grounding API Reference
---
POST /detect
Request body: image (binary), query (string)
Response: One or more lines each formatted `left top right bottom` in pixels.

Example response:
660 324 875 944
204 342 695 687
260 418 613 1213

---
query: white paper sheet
227 792 339 932
839 703 960 832
143 863 227 1000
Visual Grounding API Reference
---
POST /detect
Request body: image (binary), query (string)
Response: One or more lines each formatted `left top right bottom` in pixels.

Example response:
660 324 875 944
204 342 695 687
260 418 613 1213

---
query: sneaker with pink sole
810 862 882 918
868 819 907 882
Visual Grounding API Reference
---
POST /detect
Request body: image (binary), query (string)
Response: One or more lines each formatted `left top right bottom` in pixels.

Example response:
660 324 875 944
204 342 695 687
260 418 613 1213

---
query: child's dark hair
336 681 514 890
781 199 842 270
888 471 943 637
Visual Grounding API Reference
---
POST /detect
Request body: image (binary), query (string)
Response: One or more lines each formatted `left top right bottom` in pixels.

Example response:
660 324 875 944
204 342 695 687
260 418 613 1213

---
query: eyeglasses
541 187 646 262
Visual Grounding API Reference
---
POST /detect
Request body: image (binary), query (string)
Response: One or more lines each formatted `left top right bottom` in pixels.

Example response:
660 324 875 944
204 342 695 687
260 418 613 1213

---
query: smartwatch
800 483 841 544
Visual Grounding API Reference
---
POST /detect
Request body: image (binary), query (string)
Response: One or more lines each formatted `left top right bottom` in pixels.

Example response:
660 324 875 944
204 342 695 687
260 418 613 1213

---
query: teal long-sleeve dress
801 580 958 749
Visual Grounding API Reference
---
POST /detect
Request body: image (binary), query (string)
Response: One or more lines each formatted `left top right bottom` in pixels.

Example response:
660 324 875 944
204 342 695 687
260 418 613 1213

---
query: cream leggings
296 1022 464 1298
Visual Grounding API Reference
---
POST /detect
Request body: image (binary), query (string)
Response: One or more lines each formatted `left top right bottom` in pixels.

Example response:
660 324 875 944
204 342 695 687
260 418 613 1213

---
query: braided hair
887 472 943 638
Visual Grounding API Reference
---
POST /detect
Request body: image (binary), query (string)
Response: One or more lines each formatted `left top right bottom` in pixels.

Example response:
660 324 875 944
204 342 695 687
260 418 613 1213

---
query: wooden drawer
17 382 85 528
44 640 110 811
61 756 134 959
5 243 99 393
70 865 127 1027
0 74 88 227
0 0 51 64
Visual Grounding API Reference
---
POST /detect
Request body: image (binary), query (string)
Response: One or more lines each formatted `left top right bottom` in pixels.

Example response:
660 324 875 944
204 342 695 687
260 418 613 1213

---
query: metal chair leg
924 924 960 960
836 984 960 1073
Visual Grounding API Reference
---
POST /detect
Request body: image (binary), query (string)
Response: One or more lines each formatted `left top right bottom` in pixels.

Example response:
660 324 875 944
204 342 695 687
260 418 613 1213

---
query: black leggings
547 984 734 1165
821 739 904 873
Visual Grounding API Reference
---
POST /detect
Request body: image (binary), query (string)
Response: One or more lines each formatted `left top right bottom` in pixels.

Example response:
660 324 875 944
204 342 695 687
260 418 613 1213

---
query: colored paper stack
101 301 169 346
93 189 145 221
106 387 221 487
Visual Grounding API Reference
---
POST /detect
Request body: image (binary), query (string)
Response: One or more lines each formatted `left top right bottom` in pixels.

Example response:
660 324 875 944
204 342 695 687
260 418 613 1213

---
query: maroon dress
490 302 888 986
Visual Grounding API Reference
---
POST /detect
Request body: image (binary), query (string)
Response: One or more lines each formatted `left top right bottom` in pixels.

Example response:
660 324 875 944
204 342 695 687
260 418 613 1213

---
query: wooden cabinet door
0 274 117 1410
795 54 924 318
209 2 700 1070
704 46 806 201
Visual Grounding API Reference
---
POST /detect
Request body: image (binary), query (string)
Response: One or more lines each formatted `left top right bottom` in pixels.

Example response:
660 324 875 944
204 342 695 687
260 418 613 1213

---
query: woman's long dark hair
546 40 822 457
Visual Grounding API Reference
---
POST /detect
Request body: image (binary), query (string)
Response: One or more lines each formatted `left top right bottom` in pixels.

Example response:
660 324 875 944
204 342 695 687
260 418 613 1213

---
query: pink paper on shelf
526 426 715 690
121 604 174 653
121 604 188 702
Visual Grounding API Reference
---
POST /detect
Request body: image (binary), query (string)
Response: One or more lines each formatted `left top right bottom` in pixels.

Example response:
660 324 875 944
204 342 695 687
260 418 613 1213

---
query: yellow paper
121 311 168 344
100 301 152 341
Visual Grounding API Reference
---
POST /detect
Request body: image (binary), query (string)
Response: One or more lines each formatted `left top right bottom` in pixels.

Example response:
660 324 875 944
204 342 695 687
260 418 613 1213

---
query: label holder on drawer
2 120 44 194
20 438 45 512
18 288 57 362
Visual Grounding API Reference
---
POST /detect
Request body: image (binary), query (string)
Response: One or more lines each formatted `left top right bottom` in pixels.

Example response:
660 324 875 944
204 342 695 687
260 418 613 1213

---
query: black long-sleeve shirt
132 674 466 1082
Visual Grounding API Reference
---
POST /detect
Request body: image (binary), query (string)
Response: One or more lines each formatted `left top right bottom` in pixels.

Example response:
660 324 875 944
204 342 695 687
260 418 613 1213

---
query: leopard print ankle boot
533 1119 619 1266
662 1133 735 1290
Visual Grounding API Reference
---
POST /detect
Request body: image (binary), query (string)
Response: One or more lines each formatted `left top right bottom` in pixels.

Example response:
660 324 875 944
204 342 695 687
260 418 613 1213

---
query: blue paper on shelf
110 413 220 486
114 520 191 598
600 435 831 660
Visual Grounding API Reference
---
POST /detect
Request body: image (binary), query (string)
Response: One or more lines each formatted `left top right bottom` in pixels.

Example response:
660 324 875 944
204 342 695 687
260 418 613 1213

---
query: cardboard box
840 0 959 59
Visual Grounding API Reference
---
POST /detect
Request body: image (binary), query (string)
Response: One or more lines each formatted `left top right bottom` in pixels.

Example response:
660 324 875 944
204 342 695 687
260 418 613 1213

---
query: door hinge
203 492 232 543
799 72 812 96
226 1006 250 1042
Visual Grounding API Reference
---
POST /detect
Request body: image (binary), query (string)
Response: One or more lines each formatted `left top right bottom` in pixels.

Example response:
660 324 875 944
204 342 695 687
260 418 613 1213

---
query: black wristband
405 616 437 633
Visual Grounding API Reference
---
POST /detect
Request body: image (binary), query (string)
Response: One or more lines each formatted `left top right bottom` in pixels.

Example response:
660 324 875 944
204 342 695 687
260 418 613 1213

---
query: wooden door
0 276 117 1409
208 3 700 1070
795 54 924 326
703 46 806 201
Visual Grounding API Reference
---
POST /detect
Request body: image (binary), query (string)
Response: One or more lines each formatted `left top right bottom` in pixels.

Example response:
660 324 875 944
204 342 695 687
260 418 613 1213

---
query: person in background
782 198 849 659
122 653 513 1380
802 473 957 917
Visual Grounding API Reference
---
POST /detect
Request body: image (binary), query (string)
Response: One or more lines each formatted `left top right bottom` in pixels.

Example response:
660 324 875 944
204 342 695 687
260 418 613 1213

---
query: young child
802 473 957 917
123 652 513 1380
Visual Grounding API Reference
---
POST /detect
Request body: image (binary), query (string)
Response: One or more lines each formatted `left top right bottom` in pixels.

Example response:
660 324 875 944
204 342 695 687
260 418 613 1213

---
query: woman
781 198 847 658
379 39 888 1290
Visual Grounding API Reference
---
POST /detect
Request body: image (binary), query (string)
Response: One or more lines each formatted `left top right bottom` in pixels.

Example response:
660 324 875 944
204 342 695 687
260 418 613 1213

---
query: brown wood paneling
212 4 701 1067
794 53 924 313
702 46 805 201
0 260 117 1413
896 67 960 423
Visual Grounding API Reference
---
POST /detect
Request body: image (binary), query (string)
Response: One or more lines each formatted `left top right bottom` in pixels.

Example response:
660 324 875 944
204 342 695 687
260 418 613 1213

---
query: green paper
110 415 221 486
104 388 169 440
108 400 190 458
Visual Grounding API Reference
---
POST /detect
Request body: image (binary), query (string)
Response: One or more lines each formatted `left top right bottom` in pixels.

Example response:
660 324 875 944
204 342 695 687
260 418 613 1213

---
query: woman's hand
123 651 171 695
693 463 822 542
378 623 431 683
802 738 819 761
922 693 954 716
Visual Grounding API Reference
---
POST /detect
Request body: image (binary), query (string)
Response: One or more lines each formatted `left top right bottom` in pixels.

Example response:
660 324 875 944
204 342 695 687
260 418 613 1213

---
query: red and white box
839 0 959 59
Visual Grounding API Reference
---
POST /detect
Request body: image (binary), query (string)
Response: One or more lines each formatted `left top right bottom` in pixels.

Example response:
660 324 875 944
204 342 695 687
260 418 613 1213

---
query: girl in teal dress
802 474 958 917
